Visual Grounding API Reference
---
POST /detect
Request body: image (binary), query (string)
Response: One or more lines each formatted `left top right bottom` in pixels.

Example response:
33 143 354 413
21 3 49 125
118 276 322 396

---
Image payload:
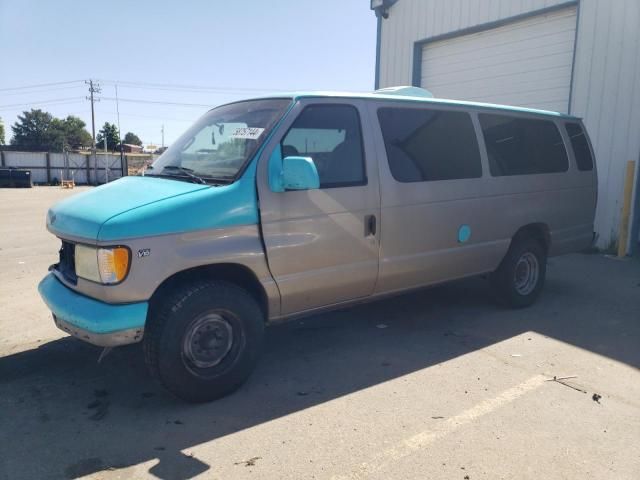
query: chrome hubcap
183 313 234 368
514 252 539 296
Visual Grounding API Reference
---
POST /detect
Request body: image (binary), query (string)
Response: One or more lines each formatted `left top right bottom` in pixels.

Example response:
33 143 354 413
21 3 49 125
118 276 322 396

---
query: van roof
251 88 580 120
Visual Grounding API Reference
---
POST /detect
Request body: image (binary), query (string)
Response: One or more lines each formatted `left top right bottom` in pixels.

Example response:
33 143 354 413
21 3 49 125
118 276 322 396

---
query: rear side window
565 122 594 171
281 104 366 188
377 107 482 182
479 114 568 176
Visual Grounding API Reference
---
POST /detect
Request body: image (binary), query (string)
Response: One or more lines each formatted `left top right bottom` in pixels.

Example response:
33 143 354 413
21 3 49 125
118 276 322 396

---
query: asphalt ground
1 186 639 480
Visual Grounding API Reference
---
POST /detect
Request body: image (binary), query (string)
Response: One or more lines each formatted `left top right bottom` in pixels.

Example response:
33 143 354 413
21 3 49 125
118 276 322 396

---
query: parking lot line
333 374 548 480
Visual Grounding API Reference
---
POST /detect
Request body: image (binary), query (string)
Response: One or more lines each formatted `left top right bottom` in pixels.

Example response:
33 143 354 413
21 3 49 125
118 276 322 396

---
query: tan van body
39 89 597 401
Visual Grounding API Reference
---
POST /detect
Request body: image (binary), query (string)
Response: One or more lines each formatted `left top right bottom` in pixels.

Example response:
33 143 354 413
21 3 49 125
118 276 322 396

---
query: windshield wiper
160 165 207 184
144 165 233 185
202 176 234 185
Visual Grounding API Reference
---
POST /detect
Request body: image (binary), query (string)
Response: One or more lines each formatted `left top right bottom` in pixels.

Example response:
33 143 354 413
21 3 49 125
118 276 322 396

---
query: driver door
257 99 380 316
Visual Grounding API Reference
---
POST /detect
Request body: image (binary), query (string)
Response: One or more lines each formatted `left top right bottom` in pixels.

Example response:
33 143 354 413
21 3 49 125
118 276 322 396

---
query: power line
0 97 86 110
0 79 286 105
100 96 212 108
0 79 285 111
100 84 255 96
99 79 287 94
0 80 84 92
117 112 195 122
0 103 85 112
0 94 210 111
1 85 86 97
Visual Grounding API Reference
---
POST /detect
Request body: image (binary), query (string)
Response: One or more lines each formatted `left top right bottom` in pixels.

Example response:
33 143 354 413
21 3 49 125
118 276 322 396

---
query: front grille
56 240 77 284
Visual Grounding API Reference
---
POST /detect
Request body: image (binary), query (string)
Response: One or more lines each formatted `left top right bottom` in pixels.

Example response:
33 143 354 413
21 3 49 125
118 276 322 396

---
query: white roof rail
374 86 434 98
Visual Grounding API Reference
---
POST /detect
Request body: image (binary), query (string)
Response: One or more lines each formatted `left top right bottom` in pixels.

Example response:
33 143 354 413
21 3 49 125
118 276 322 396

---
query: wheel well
149 264 269 319
512 223 551 252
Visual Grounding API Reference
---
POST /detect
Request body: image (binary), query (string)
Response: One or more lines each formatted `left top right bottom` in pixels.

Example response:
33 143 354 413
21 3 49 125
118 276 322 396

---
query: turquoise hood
47 175 258 242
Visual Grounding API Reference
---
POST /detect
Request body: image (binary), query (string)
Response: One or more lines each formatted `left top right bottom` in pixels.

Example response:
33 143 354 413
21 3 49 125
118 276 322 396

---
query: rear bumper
38 273 148 347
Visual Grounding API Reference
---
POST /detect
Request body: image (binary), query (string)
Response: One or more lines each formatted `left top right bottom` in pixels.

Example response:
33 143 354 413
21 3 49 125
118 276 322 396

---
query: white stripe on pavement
333 374 548 480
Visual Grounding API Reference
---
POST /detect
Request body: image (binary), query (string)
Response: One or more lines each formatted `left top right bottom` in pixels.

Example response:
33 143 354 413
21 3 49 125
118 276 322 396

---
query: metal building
372 0 640 254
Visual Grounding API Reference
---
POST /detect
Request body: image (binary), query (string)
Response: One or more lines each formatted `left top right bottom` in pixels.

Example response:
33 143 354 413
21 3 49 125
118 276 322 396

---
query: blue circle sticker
458 224 471 243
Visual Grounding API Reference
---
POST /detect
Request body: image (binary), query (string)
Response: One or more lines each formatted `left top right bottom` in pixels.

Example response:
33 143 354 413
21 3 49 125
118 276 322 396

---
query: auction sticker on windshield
231 127 265 140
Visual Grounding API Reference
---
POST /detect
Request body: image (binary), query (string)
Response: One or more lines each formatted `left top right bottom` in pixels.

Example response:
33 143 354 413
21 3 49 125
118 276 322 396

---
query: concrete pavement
1 186 639 480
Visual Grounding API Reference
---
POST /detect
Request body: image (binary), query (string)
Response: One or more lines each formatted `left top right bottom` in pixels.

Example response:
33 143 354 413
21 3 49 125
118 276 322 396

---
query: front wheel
143 280 265 402
491 238 547 308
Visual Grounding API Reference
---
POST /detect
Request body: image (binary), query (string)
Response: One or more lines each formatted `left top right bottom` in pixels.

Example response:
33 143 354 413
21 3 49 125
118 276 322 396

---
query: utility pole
104 125 109 183
115 84 124 176
86 80 101 185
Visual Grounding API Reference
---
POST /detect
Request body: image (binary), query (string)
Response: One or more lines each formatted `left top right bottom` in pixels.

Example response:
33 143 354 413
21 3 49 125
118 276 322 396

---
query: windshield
149 98 291 183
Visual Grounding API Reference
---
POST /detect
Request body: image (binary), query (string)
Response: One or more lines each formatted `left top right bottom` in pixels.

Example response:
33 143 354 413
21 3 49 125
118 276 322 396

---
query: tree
10 109 55 150
61 116 92 149
0 117 5 145
8 110 91 152
96 122 120 151
123 131 143 146
9 110 91 151
50 116 92 151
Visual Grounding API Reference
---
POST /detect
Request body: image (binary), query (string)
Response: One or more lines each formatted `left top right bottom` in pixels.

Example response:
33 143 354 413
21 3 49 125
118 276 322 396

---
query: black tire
491 237 547 308
143 280 264 403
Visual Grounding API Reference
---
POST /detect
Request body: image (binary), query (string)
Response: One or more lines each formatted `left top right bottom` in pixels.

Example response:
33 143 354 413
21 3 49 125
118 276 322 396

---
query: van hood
47 176 258 242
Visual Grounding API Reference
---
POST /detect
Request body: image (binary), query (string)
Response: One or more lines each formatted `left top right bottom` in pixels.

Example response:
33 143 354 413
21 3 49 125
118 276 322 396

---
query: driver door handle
365 214 377 236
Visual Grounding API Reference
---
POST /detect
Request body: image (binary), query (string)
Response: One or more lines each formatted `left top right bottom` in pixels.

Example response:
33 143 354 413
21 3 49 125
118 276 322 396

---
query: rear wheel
491 237 547 308
143 280 264 402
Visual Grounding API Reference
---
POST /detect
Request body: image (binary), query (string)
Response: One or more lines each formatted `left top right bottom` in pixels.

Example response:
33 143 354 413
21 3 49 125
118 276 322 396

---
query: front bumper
38 273 148 347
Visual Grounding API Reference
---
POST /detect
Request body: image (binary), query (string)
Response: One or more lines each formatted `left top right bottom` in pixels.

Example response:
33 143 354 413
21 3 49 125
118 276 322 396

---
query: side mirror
281 156 319 191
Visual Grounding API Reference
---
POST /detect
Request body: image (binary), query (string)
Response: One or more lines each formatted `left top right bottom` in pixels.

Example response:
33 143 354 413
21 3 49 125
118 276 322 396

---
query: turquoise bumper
38 273 148 346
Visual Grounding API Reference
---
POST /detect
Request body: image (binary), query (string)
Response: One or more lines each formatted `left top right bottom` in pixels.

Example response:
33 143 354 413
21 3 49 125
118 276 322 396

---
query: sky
0 0 377 147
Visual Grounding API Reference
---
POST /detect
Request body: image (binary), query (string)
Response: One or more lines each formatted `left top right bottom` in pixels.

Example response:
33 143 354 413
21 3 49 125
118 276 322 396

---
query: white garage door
420 6 577 113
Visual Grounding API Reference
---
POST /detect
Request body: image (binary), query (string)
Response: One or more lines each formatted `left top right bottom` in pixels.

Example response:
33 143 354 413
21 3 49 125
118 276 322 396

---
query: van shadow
1 255 638 480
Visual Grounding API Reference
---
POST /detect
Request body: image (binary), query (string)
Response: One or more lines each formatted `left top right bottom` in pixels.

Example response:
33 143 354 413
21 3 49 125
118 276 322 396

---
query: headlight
74 245 130 284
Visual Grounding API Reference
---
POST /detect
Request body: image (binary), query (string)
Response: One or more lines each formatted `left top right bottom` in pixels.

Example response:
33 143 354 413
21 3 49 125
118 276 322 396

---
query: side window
479 114 569 176
377 107 482 182
565 122 594 171
281 104 366 188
